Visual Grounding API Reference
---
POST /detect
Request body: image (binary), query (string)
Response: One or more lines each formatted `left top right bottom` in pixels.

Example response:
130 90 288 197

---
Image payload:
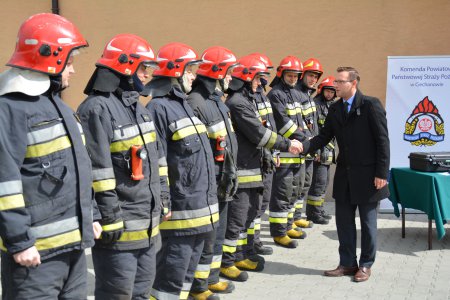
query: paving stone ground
2 202 450 300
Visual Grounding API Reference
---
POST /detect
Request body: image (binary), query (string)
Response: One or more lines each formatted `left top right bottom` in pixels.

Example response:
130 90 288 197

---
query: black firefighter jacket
187 77 238 182
146 83 218 237
0 89 95 259
268 81 308 169
226 83 292 189
302 90 390 204
78 90 162 250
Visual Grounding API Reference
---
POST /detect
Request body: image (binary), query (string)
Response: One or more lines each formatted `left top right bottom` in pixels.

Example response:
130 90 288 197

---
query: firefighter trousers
151 232 208 300
191 201 228 292
294 160 313 221
307 161 330 216
92 242 156 300
1 250 87 300
251 172 273 248
269 167 302 237
222 188 262 267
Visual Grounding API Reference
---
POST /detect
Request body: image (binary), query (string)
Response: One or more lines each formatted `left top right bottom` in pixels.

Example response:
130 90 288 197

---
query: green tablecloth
389 167 450 239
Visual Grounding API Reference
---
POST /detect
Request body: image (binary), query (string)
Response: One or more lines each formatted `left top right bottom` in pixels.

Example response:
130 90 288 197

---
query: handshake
288 139 303 155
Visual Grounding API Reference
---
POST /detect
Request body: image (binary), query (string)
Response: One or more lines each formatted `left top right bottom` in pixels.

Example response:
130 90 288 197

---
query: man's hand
163 211 172 222
93 222 103 239
13 246 41 267
374 177 387 189
288 139 303 155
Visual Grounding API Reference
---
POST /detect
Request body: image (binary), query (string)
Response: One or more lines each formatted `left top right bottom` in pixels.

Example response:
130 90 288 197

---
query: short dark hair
337 66 360 83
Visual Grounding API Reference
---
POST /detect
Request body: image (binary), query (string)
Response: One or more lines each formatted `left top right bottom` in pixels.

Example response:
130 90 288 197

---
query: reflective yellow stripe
302 107 315 116
194 270 210 279
172 125 207 141
102 221 124 232
143 132 157 144
110 135 144 153
159 166 168 177
283 123 298 138
279 157 305 164
81 134 86 145
247 228 255 235
0 194 25 211
211 261 221 269
151 225 160 237
295 202 303 209
307 199 322 206
237 175 262 184
255 223 261 230
159 212 218 230
237 238 247 246
180 291 189 300
288 212 294 218
118 229 149 242
92 179 116 193
207 128 228 139
35 229 81 251
0 238 5 251
269 217 288 224
26 136 71 158
222 245 236 253
265 132 278 149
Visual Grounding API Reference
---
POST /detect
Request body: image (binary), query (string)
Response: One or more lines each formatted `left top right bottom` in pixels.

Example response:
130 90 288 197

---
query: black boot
254 242 273 255
306 204 329 225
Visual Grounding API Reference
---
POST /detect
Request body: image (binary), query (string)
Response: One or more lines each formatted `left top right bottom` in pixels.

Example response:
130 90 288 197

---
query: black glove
217 148 238 201
100 219 124 244
262 148 276 174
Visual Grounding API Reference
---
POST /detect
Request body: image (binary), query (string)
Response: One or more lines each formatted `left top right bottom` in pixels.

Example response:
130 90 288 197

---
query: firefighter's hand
13 246 41 267
288 139 303 155
262 148 276 174
93 222 103 239
100 220 124 244
275 155 281 167
374 177 387 189
163 211 172 221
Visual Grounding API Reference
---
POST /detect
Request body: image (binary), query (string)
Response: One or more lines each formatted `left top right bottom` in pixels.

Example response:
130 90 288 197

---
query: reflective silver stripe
254 218 261 225
279 152 300 158
206 121 226 134
227 119 235 132
238 232 247 239
27 123 66 145
151 289 179 300
269 211 288 218
170 203 219 220
182 282 192 291
30 216 79 239
0 180 22 197
196 264 211 272
279 119 295 135
169 117 203 132
112 125 139 141
257 128 272 147
248 221 255 228
212 255 222 263
308 195 322 201
77 123 84 134
139 121 155 133
289 207 295 213
294 199 304 205
124 219 151 231
158 156 167 167
223 239 237 247
92 168 115 181
237 169 261 176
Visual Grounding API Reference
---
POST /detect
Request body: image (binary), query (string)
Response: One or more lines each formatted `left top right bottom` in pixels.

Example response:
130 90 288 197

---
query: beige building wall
1 0 450 109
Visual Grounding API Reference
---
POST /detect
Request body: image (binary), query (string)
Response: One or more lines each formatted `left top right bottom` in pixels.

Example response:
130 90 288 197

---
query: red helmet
301 58 323 79
232 55 270 82
96 33 156 76
249 53 273 70
317 76 336 93
7 13 88 75
152 42 202 78
276 55 303 78
196 46 237 80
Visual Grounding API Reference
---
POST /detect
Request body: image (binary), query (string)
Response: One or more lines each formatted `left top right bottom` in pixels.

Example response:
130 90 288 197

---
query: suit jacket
302 90 390 204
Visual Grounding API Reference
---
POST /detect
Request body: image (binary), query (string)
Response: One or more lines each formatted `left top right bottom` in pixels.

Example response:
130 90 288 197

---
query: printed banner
386 56 450 167
381 56 450 212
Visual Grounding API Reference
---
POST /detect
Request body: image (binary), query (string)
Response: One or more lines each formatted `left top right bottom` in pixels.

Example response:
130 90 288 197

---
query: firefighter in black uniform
294 58 330 225
144 43 219 300
221 55 303 280
308 76 337 222
0 13 99 299
268 56 310 249
187 45 239 300
77 34 162 299
246 53 275 256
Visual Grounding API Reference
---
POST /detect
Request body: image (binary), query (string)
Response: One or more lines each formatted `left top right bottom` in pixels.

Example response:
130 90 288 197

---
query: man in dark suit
301 66 390 282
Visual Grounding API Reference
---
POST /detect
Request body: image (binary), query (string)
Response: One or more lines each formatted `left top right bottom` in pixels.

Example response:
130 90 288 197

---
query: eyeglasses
333 80 353 84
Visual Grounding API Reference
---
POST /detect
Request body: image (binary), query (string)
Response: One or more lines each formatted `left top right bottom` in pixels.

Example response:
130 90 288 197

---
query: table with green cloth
388 167 450 249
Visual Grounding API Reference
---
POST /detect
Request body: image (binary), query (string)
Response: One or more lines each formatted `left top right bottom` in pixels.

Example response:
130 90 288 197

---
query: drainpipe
52 0 60 15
